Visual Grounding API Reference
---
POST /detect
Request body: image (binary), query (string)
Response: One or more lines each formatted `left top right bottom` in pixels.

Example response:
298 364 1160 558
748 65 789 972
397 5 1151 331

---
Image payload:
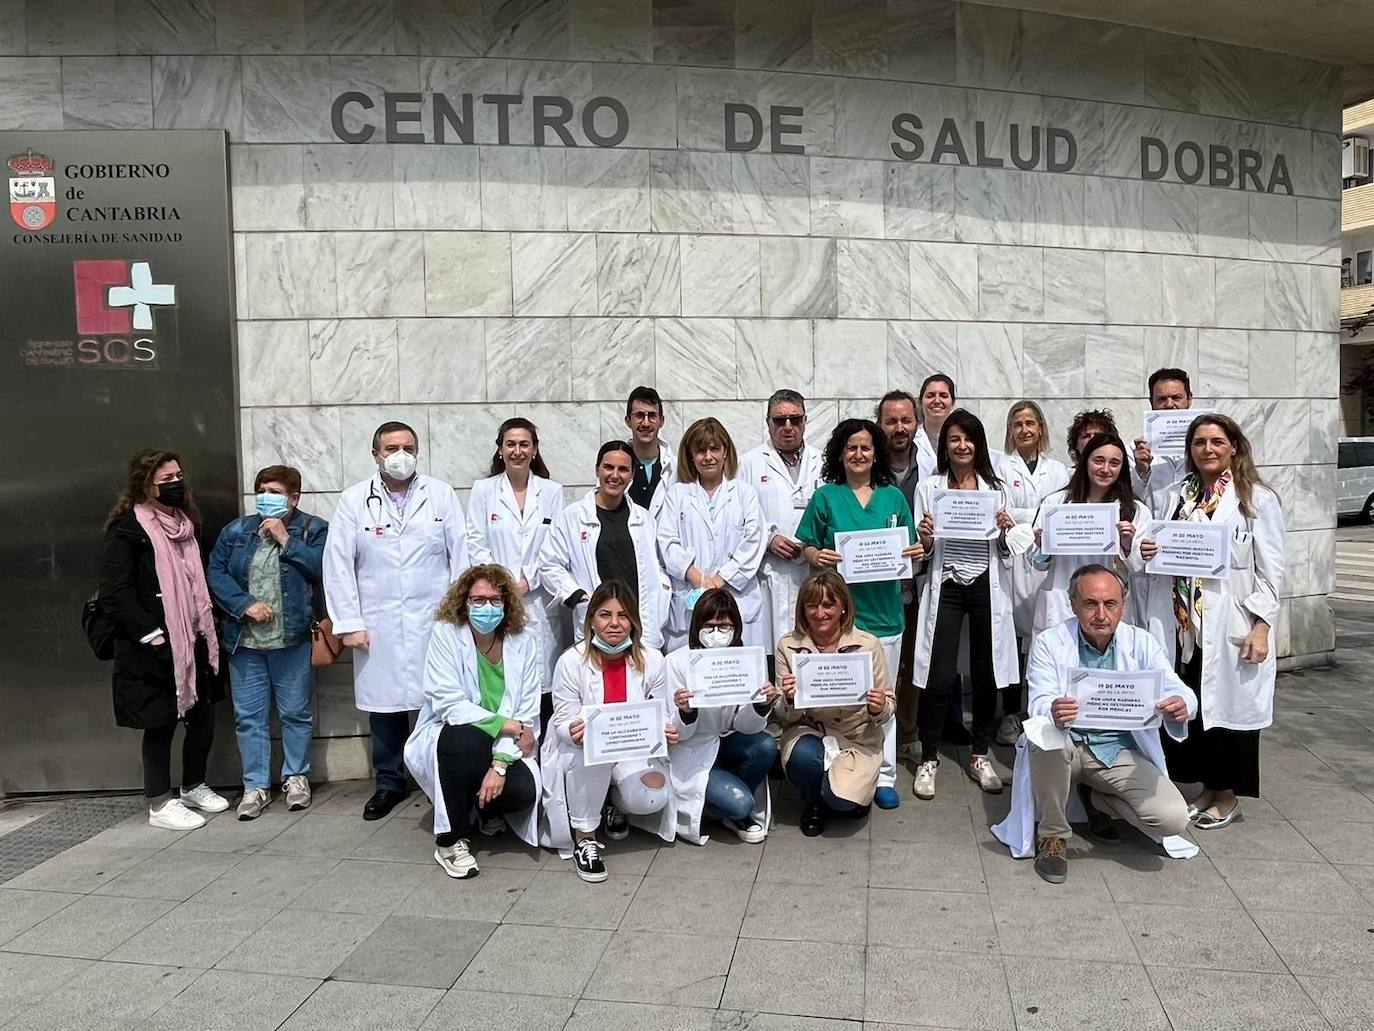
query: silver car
1338 437 1374 520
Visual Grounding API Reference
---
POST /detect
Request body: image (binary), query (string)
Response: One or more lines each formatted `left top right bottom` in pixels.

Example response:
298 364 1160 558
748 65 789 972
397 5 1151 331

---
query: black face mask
156 480 187 509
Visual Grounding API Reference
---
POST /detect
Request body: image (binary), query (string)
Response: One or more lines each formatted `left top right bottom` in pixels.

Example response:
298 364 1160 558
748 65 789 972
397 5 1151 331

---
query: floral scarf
1172 471 1230 655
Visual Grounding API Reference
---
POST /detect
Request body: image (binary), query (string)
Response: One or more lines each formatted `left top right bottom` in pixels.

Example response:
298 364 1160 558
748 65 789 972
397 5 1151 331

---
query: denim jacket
208 509 328 653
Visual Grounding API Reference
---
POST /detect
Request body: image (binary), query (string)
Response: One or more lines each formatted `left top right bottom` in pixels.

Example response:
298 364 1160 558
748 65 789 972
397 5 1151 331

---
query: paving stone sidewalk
2 607 1374 1030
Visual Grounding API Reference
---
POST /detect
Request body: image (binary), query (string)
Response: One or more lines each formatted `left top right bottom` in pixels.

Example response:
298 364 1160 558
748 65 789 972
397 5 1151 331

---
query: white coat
323 473 469 712
639 440 677 521
537 491 669 650
538 645 677 856
1139 482 1285 731
465 473 567 690
738 443 825 652
1028 490 1151 636
664 648 772 844
991 618 1199 860
914 428 939 482
402 622 542 845
1132 453 1186 519
657 478 768 650
912 475 1019 689
1001 452 1070 638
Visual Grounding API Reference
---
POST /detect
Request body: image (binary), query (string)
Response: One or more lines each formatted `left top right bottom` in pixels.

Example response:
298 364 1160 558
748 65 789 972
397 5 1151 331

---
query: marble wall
0 0 1342 776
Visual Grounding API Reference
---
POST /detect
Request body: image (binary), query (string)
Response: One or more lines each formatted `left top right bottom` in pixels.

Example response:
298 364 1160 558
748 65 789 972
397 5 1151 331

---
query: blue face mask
592 633 633 655
685 587 706 612
256 492 289 518
468 603 505 635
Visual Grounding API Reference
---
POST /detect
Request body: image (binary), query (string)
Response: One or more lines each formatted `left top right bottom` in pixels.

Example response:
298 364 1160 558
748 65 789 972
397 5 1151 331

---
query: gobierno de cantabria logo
8 149 56 230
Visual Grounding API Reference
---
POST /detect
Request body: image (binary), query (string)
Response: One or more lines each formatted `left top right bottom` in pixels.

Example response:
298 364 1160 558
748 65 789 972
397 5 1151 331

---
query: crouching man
992 564 1197 883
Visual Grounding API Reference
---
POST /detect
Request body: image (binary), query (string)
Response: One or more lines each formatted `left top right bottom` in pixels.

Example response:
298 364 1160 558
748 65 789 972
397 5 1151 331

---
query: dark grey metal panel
0 130 238 794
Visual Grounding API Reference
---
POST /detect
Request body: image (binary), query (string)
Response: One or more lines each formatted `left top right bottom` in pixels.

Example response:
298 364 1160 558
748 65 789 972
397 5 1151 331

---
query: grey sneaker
237 787 271 821
995 714 1022 746
283 775 311 811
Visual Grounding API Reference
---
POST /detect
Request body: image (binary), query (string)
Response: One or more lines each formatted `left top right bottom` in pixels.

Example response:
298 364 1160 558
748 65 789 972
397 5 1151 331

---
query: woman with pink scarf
100 449 227 830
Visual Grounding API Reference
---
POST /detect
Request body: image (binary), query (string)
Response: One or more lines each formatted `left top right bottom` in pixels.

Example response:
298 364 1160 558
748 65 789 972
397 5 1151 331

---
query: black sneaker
602 803 629 841
1035 836 1068 884
573 839 607 882
724 816 767 843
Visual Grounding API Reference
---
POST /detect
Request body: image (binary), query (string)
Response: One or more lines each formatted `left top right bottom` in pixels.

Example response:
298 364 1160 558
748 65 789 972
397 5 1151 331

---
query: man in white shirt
1131 368 1193 517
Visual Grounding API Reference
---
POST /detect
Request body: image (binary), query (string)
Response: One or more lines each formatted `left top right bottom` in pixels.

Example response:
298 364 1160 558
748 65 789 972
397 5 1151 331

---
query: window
1359 250 1374 287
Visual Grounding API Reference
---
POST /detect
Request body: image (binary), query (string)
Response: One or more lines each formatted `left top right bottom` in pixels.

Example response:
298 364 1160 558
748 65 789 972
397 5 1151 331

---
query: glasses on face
770 415 804 427
629 411 661 424
469 594 503 605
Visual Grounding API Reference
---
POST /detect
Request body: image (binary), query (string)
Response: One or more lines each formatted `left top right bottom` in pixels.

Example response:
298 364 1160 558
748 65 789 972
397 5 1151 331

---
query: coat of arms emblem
8 149 56 230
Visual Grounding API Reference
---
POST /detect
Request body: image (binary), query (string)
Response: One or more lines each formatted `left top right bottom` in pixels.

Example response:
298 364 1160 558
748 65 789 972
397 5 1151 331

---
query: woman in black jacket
100 449 227 831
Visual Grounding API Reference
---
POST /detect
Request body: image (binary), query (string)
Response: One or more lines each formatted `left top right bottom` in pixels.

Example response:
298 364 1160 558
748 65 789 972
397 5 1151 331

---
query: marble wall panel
519 401 604 482
304 145 395 230
512 232 597 316
1142 31 1197 113
0 0 23 54
653 0 734 67
954 2 1021 92
485 317 572 401
1248 330 1298 398
503 59 593 146
149 56 240 137
216 0 306 54
241 56 333 142
1194 328 1248 399
486 0 571 60
1265 399 1310 468
815 320 886 398
681 234 761 317
591 63 678 149
1100 104 1165 180
117 0 216 54
1021 324 1085 399
338 404 433 483
480 147 567 230
1083 326 1144 398
1027 171 1085 249
884 163 955 243
676 67 762 152
1309 265 1339 333
650 150 741 233
978 244 1042 322
734 153 810 235
909 241 977 321
735 0 811 71
61 57 151 130
1104 251 1162 325
308 319 400 404
1081 177 1141 253
1262 262 1310 333
885 0 956 83
736 319 814 398
655 318 738 400
570 317 655 401
566 149 651 232
957 322 1022 397
244 233 338 318
397 318 487 403
1295 198 1340 267
1247 194 1297 264
249 406 344 492
758 71 836 157
24 0 115 54
571 0 652 61
423 231 513 316
328 56 421 146
1295 332 1339 399
812 0 886 76
395 0 485 56
1214 260 1265 331
1042 248 1104 324
1161 254 1215 328
393 146 482 230
234 234 250 317
835 78 912 163
596 233 681 316
837 239 908 320
810 157 884 239
1140 181 1197 255
1020 11 1143 107
231 146 305 231
1196 189 1250 260
888 321 959 390
416 57 509 145
336 231 426 317
953 167 1024 246
1142 326 1198 375
238 321 311 407
1309 398 1338 465
760 237 836 318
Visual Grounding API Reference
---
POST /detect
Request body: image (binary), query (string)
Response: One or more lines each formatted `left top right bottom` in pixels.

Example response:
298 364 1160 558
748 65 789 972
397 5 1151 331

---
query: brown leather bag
310 616 344 668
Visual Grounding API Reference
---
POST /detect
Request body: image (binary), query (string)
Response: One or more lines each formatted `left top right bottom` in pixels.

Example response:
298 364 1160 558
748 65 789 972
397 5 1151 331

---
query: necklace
479 635 501 661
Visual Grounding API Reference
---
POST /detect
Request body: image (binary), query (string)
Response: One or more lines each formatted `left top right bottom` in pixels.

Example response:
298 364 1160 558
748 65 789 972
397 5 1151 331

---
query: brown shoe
1078 784 1120 844
1035 836 1068 883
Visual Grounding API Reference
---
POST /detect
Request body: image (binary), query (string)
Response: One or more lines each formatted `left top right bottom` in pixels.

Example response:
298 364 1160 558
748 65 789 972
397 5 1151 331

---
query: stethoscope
364 481 393 535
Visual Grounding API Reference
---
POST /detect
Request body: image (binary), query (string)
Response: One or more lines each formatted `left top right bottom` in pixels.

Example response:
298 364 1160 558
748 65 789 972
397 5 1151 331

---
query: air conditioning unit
1344 135 1372 184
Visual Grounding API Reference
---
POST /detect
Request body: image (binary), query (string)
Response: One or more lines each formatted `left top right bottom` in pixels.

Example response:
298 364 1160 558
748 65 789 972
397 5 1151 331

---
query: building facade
0 1 1342 784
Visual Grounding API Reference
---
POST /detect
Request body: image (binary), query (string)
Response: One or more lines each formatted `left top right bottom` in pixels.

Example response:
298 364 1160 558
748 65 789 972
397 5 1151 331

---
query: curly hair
1066 408 1119 462
106 449 199 527
820 418 894 487
434 563 528 635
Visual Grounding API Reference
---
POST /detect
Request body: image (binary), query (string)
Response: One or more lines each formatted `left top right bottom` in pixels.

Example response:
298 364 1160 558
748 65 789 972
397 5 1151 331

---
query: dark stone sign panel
0 130 237 793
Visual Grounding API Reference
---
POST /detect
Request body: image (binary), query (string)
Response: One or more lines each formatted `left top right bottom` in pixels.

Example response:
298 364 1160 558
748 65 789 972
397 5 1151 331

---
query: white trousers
565 755 669 832
878 634 901 789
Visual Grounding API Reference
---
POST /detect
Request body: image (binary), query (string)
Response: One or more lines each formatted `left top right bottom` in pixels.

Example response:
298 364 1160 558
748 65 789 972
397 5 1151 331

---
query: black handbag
81 591 115 661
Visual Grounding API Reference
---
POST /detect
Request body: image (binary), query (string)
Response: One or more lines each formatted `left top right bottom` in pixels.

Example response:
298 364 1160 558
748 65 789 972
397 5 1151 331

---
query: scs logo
72 259 176 367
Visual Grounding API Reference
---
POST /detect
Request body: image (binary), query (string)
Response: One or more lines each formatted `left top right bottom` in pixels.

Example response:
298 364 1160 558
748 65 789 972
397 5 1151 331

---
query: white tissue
1003 523 1036 555
1021 714 1069 751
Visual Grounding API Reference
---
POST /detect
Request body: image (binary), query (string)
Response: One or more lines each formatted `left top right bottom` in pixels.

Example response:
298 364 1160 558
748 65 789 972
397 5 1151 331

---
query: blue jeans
784 734 858 812
228 642 314 790
704 731 777 821
370 710 414 792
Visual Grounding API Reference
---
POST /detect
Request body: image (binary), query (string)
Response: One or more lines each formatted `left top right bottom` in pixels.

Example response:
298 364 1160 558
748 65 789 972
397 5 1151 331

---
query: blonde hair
1185 414 1270 519
793 571 857 638
677 417 738 482
1004 400 1049 456
580 580 646 670
434 564 528 635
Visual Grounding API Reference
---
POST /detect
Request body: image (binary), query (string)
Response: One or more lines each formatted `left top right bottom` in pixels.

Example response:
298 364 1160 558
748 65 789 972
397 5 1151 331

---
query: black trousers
917 572 998 760
435 723 537 845
1163 647 1261 797
142 700 215 801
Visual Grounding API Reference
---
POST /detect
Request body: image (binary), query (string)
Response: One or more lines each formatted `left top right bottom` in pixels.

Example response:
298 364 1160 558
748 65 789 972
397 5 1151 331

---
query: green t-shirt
795 482 915 638
473 653 519 762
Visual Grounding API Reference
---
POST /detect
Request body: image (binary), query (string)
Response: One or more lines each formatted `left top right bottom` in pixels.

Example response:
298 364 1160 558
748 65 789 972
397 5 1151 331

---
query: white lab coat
657 478 768 650
537 491 669 650
1001 452 1070 638
914 428 939 482
738 443 825 652
323 473 469 712
664 648 772 844
538 645 677 856
911 475 1019 689
1028 490 1151 636
402 621 542 845
639 440 677 521
991 618 1199 860
465 473 567 690
1132 453 1187 519
1139 482 1285 731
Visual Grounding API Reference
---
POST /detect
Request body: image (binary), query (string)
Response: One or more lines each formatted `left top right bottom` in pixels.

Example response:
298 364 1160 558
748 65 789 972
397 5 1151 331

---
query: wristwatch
491 761 508 777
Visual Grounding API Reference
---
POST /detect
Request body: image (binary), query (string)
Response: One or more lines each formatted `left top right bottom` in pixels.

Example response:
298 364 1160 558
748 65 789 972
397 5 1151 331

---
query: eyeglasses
628 412 661 423
770 415 804 427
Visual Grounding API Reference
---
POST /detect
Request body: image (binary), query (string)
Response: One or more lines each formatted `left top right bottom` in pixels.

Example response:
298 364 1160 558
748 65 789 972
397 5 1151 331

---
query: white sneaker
995 715 1022 746
434 840 479 879
283 775 311 811
968 755 1003 794
149 798 206 831
179 783 230 813
913 760 938 800
237 787 271 821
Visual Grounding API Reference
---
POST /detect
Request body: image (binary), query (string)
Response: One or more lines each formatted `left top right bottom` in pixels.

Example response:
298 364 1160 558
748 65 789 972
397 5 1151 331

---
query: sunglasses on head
770 414 804 427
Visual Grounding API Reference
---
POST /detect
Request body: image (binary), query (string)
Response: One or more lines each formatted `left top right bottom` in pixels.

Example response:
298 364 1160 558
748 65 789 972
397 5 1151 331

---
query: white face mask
697 626 735 649
381 450 417 481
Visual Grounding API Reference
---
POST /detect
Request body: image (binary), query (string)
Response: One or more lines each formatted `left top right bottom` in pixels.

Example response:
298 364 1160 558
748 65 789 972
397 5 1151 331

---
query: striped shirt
941 537 990 585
